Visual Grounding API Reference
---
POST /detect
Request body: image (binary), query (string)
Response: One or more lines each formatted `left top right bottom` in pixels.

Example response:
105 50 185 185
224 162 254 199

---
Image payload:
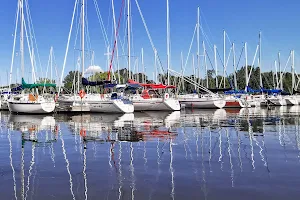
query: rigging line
107 0 125 81
24 0 43 78
236 45 245 70
9 0 20 89
58 0 79 96
199 8 216 47
225 32 232 46
177 24 197 90
135 0 165 75
93 0 109 47
73 1 81 49
201 26 214 54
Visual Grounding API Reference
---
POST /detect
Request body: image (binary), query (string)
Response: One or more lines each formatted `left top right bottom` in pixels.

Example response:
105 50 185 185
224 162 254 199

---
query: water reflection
1 108 300 199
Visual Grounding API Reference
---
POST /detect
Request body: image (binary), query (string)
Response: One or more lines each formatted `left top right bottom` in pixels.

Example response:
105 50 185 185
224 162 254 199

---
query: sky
0 0 300 85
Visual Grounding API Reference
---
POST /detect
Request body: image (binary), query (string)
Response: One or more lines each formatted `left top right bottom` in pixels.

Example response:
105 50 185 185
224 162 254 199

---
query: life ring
54 93 58 102
80 128 86 137
164 93 169 100
79 90 86 99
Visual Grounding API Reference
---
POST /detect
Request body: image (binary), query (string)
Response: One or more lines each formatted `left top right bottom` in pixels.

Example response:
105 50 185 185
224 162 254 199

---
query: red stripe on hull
225 101 242 108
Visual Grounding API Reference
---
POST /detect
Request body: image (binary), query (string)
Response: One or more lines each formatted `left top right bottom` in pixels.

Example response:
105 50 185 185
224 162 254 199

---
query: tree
63 71 82 91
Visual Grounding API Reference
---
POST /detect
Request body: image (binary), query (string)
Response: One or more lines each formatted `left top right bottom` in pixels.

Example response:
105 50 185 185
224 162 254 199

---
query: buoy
54 93 58 102
79 90 86 99
164 93 169 100
80 128 86 137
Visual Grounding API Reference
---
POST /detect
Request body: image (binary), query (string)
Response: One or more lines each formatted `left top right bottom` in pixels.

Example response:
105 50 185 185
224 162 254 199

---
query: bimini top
82 77 111 86
22 78 56 89
128 79 176 89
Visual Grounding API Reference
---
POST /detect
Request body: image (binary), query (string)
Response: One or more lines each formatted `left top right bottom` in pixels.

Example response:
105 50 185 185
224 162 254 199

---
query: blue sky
0 0 300 85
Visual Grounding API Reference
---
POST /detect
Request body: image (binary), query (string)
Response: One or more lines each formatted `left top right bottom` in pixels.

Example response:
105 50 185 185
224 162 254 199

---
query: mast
154 49 157 83
166 0 170 85
259 31 263 88
233 43 237 90
20 0 24 78
181 51 184 91
50 46 53 83
197 7 200 87
214 45 218 88
292 50 295 92
275 60 278 88
245 42 248 91
127 0 131 80
223 30 226 88
111 0 121 83
81 0 85 77
193 54 195 90
278 52 282 90
203 41 208 88
141 48 144 83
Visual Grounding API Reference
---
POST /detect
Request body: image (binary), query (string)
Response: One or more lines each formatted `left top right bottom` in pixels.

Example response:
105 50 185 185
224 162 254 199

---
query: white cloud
84 65 104 74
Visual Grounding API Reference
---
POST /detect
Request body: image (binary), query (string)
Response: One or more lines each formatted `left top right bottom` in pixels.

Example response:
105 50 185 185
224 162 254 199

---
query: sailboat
7 0 56 114
127 80 180 111
57 0 134 113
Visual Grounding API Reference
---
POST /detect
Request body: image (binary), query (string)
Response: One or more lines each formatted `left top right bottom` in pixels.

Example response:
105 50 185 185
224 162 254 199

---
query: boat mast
245 42 248 91
275 60 278 88
127 0 131 80
203 41 208 88
166 0 170 85
214 45 218 88
50 46 53 83
81 0 85 77
142 47 145 83
292 50 295 92
111 0 121 83
20 0 24 78
155 49 157 83
197 7 200 88
223 30 226 88
233 43 237 90
278 52 282 90
180 51 184 91
193 54 195 90
259 31 263 88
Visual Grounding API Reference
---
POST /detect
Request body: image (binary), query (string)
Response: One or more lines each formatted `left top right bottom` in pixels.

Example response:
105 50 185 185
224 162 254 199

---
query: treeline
61 66 297 93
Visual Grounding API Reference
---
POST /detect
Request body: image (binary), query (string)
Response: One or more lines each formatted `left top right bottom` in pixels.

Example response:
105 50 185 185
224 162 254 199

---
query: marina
1 108 300 199
0 0 300 199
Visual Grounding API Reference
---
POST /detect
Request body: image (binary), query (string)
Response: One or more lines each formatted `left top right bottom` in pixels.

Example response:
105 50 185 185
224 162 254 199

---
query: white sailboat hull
89 99 134 113
132 98 180 111
261 96 287 106
179 98 226 109
284 96 298 105
224 97 250 108
0 101 9 110
8 101 56 114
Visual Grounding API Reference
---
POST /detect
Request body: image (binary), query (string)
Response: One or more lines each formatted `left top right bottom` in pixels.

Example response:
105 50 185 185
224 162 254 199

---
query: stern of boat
213 99 226 109
113 99 134 113
164 98 181 111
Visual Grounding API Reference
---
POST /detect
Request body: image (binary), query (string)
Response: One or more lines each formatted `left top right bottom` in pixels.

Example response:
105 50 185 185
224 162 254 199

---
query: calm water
1 107 300 200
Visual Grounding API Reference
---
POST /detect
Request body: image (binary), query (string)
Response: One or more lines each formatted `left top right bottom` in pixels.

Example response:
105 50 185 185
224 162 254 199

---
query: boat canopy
128 79 176 89
22 78 56 89
12 85 23 91
104 83 118 88
82 77 111 86
205 87 232 93
224 90 247 94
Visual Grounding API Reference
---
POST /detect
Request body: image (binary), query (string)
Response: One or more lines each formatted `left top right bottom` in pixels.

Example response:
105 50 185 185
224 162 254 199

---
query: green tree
63 71 82 91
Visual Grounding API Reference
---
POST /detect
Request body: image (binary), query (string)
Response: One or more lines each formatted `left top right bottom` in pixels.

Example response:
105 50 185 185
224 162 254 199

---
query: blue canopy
104 83 117 88
82 77 111 86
